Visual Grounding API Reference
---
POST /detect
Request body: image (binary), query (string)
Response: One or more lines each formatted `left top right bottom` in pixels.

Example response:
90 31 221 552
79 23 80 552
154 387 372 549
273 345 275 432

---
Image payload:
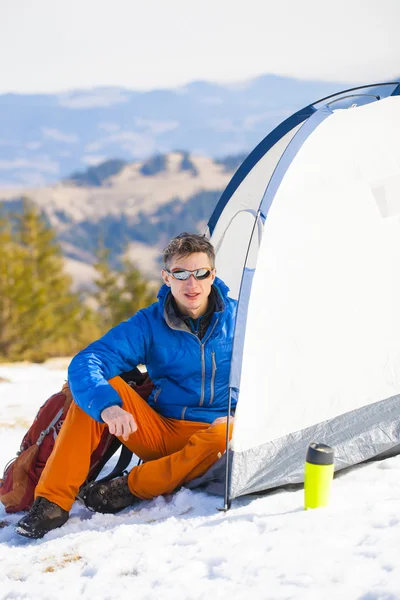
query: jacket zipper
153 388 161 403
210 351 217 405
199 345 206 406
165 313 220 413
199 319 219 406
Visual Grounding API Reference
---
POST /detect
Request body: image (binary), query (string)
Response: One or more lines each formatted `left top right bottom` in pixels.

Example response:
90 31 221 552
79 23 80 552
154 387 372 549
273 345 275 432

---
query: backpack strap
95 443 134 483
77 443 135 508
36 408 64 446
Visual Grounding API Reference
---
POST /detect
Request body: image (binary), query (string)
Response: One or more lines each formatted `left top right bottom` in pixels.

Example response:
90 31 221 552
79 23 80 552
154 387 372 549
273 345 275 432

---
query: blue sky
1 0 399 93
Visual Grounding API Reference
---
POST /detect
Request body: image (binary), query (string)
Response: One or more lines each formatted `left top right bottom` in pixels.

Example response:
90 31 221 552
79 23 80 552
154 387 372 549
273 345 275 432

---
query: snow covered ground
1 363 400 599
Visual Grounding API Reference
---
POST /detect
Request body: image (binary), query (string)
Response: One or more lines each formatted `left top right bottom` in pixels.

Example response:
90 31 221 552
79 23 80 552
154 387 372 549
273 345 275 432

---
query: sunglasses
166 268 213 281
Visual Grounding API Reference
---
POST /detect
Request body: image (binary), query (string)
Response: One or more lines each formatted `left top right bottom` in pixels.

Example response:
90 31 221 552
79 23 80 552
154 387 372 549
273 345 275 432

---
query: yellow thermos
304 442 334 509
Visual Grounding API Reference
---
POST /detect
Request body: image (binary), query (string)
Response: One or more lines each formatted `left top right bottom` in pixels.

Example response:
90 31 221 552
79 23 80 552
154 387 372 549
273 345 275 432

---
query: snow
1 363 400 599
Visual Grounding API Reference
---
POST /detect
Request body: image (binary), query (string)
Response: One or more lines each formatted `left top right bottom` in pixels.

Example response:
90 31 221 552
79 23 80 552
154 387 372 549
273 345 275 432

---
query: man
16 233 237 539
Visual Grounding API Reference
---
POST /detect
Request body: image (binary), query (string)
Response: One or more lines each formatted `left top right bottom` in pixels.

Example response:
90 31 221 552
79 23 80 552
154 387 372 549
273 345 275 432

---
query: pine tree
1 200 156 360
93 245 122 332
112 257 156 326
94 248 156 332
9 199 95 360
0 214 27 358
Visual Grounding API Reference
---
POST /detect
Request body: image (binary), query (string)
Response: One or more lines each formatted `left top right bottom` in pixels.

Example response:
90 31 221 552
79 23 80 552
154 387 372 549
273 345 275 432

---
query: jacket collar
158 277 230 331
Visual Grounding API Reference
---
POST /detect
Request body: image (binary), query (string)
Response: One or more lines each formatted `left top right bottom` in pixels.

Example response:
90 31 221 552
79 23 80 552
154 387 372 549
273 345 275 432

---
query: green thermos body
304 442 335 509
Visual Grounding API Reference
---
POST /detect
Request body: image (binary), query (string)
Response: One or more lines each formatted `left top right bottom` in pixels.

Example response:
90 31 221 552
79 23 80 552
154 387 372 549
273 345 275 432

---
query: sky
1 0 399 94
2 362 400 598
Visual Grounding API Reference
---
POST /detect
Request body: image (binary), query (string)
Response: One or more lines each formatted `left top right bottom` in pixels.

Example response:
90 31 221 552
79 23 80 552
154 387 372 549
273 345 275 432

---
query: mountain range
0 74 354 187
0 151 237 288
3 73 384 289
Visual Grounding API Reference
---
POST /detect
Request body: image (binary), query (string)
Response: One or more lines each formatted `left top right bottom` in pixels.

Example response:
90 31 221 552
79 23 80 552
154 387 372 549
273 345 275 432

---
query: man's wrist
101 405 120 418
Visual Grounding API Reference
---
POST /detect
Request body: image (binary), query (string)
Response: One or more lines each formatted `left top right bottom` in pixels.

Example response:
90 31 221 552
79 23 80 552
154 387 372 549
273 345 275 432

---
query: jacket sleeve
68 309 152 422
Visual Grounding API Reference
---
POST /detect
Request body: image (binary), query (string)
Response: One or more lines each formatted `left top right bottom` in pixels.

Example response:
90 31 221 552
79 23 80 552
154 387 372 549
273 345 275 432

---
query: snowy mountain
0 74 351 187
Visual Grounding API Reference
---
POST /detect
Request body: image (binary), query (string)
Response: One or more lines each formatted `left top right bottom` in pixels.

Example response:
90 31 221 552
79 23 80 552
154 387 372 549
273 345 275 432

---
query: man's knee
207 419 233 454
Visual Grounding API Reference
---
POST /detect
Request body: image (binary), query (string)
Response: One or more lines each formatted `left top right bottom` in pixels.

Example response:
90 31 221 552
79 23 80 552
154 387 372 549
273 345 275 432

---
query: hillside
0 152 237 287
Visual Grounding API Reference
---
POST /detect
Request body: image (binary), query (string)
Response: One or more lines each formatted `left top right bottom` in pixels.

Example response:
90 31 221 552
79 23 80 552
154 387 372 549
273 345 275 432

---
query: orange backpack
0 371 154 513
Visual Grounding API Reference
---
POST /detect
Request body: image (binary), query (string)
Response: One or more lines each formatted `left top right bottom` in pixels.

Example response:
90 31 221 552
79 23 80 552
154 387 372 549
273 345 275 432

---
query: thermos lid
306 442 334 465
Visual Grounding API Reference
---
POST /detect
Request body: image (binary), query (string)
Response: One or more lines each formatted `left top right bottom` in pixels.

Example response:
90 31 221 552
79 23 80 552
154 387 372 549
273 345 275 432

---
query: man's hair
163 232 215 269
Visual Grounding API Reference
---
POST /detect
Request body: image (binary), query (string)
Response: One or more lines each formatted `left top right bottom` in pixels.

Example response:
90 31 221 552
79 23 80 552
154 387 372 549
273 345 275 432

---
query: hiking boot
15 497 69 539
80 475 139 514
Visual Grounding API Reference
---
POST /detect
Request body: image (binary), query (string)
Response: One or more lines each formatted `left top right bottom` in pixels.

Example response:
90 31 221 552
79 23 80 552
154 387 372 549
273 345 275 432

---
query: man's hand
101 405 137 441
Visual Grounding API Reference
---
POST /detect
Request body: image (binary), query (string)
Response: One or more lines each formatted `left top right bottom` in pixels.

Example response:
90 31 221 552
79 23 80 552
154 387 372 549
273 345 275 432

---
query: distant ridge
0 151 237 287
64 151 246 187
67 159 128 187
0 74 351 186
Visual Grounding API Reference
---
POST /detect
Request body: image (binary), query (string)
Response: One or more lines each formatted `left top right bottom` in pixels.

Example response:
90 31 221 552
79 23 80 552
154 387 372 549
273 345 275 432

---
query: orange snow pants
35 376 232 511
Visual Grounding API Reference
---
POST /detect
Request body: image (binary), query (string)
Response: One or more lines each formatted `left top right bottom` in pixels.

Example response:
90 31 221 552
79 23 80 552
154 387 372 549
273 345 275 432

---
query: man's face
162 252 216 319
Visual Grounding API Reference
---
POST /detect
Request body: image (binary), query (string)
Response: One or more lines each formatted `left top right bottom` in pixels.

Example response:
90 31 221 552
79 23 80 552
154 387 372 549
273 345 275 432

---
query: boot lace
29 498 52 519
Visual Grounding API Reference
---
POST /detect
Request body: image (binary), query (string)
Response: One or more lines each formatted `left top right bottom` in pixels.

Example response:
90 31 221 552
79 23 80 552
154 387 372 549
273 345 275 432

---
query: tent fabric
208 121 305 300
232 95 400 450
228 105 334 393
207 107 316 236
258 106 332 216
229 267 254 391
196 83 400 503
230 391 400 498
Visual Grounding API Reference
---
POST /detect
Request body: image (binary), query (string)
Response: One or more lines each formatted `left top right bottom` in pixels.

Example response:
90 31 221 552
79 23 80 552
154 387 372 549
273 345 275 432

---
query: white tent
189 82 400 507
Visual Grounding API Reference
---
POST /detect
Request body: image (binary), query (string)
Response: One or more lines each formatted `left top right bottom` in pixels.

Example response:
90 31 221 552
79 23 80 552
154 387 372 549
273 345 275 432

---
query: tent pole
219 387 233 511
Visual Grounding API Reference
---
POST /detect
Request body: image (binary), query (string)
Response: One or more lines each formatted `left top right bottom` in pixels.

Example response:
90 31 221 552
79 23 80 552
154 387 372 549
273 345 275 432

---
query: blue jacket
68 277 237 424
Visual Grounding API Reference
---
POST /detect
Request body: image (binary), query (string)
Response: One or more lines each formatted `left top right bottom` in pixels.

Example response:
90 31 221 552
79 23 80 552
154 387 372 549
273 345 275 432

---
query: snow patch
1 364 400 598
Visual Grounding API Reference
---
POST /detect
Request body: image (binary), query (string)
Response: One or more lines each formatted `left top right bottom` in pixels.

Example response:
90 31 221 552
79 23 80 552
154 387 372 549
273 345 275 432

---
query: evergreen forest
0 200 156 362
